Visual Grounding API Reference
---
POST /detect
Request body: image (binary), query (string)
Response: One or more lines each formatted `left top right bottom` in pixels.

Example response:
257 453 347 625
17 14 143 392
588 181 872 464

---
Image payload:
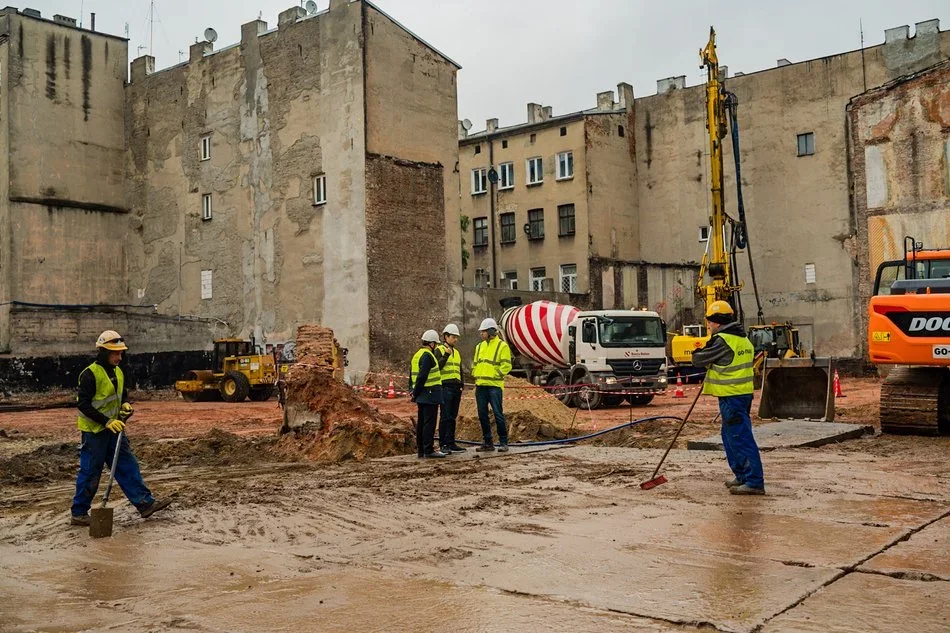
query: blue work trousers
475 385 508 446
719 394 764 489
71 431 154 517
439 383 462 449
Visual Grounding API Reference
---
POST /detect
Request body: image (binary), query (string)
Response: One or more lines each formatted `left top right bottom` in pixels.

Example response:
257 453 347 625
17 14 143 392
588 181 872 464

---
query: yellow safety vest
702 333 754 397
437 344 462 382
410 347 442 389
472 337 511 388
77 363 125 433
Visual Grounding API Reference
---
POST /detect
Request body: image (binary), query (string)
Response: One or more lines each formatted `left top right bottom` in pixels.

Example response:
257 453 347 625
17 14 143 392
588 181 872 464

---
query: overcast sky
31 0 950 127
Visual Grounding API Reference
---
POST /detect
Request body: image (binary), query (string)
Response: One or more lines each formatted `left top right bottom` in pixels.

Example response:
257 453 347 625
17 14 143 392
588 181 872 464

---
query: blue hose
456 415 685 448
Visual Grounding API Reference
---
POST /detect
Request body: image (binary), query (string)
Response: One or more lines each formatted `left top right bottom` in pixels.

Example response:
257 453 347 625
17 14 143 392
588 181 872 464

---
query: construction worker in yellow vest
691 301 765 495
411 330 447 459
471 318 512 452
435 324 466 453
70 330 172 526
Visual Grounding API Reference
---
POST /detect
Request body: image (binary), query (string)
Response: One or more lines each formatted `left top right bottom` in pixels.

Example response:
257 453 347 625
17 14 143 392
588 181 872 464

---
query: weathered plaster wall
363 3 461 325
848 59 950 358
634 24 950 356
125 1 371 370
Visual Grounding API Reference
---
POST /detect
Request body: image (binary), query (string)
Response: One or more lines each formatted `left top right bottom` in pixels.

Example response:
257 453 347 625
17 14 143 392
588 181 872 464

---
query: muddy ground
1 377 948 632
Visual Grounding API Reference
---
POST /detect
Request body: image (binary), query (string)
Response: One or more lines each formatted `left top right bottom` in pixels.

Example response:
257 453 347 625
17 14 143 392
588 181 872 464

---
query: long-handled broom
640 379 704 490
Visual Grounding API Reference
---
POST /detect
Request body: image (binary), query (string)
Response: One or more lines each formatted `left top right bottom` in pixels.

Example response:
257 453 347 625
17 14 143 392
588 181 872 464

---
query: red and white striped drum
500 301 580 369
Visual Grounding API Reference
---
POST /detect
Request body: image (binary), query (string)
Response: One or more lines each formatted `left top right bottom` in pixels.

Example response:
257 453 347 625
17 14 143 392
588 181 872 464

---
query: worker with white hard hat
70 331 172 526
435 324 465 453
410 329 447 458
471 317 512 452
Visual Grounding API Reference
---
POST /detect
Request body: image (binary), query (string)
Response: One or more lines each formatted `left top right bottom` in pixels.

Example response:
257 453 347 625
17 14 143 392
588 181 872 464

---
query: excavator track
880 366 950 435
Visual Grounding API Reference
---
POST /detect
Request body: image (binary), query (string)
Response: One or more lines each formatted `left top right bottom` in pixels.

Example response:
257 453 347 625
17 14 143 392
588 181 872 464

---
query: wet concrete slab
761 571 950 632
860 514 950 580
378 443 572 462
687 421 873 451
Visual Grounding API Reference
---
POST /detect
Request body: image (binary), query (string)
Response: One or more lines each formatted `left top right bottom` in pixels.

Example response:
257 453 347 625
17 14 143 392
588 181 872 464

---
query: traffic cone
674 375 686 398
833 369 845 398
387 377 396 399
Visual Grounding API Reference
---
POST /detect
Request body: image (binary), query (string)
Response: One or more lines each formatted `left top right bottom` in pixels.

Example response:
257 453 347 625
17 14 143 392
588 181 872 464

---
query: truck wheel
545 374 573 406
220 371 251 402
626 394 655 406
249 385 275 401
573 383 603 410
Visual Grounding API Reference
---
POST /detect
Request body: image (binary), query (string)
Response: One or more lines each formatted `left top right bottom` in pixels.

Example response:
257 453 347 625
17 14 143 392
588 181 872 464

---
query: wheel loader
175 338 278 403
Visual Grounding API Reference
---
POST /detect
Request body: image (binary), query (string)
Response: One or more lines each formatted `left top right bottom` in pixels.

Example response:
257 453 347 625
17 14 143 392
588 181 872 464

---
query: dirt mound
0 441 77 484
279 345 414 461
457 376 577 429
456 410 572 444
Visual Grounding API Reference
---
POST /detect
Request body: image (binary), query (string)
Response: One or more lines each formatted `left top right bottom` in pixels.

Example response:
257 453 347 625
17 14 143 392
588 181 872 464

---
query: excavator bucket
758 357 836 422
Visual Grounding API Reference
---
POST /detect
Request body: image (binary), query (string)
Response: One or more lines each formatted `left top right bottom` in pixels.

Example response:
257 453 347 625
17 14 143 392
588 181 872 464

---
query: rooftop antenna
79 0 84 28
124 22 130 39
148 0 155 56
178 50 185 62
859 18 867 92
137 44 147 56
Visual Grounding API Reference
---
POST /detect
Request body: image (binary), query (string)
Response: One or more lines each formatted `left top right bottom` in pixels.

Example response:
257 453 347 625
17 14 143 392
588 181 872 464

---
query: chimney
53 14 77 26
597 91 614 110
22 8 41 19
656 76 686 94
90 12 96 31
241 19 269 44
718 65 728 80
884 25 909 43
486 118 498 133
617 82 634 111
541 106 552 121
776 58 791 67
915 19 940 36
190 40 213 63
130 55 155 83
527 103 543 124
278 6 307 28
734 71 745 77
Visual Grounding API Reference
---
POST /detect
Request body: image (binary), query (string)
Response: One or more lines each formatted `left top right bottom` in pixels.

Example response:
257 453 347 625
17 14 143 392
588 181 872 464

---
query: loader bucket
758 357 836 422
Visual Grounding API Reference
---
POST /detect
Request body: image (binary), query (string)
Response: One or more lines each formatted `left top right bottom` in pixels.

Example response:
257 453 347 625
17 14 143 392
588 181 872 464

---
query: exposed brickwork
364 154 448 371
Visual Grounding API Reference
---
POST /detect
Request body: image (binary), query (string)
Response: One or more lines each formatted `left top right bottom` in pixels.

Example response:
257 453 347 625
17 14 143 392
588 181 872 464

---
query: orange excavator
868 236 950 435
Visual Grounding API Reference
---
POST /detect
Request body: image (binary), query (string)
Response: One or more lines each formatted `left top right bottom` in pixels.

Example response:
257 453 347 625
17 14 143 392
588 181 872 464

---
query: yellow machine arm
698 28 742 313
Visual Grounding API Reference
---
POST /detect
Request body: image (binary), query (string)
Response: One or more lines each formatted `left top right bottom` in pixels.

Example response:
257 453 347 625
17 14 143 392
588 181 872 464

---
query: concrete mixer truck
500 300 668 409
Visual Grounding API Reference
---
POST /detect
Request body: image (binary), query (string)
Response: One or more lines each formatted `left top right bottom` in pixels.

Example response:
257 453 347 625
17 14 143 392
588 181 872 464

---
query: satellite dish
305 0 318 14
204 27 218 43
462 119 473 131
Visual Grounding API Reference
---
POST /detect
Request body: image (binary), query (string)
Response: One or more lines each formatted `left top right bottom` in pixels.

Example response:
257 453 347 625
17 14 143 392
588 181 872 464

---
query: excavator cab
869 236 950 435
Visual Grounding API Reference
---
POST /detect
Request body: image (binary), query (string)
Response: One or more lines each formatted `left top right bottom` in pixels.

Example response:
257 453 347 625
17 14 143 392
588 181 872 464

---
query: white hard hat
443 324 460 336
478 318 498 332
96 330 128 351
421 329 441 343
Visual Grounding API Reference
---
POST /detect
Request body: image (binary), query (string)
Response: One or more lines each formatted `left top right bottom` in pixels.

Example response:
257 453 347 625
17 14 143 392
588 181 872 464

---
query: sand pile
456 410 573 444
277 325 414 462
457 376 577 428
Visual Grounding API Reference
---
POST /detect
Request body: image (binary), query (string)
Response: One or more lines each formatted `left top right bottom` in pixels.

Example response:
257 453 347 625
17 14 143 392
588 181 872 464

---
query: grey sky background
31 0 950 128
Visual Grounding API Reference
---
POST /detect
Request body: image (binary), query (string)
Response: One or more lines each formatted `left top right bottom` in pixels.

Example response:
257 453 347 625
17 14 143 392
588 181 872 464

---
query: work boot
475 444 495 452
724 478 742 489
497 444 509 452
139 498 173 518
447 445 467 453
423 451 448 459
70 514 90 527
729 484 766 496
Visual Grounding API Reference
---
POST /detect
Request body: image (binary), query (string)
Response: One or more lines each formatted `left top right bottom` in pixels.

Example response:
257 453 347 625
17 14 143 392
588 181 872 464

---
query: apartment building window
500 212 516 244
618 125 625 138
698 226 710 242
473 217 489 247
557 151 574 180
530 267 546 291
560 126 567 136
472 168 487 195
526 157 543 185
474 268 490 288
200 270 213 300
499 162 514 190
805 263 817 284
558 204 575 237
797 132 815 157
501 139 508 149
200 134 212 161
474 144 481 155
502 271 518 290
313 174 327 205
201 193 212 220
527 208 544 240
560 264 577 293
